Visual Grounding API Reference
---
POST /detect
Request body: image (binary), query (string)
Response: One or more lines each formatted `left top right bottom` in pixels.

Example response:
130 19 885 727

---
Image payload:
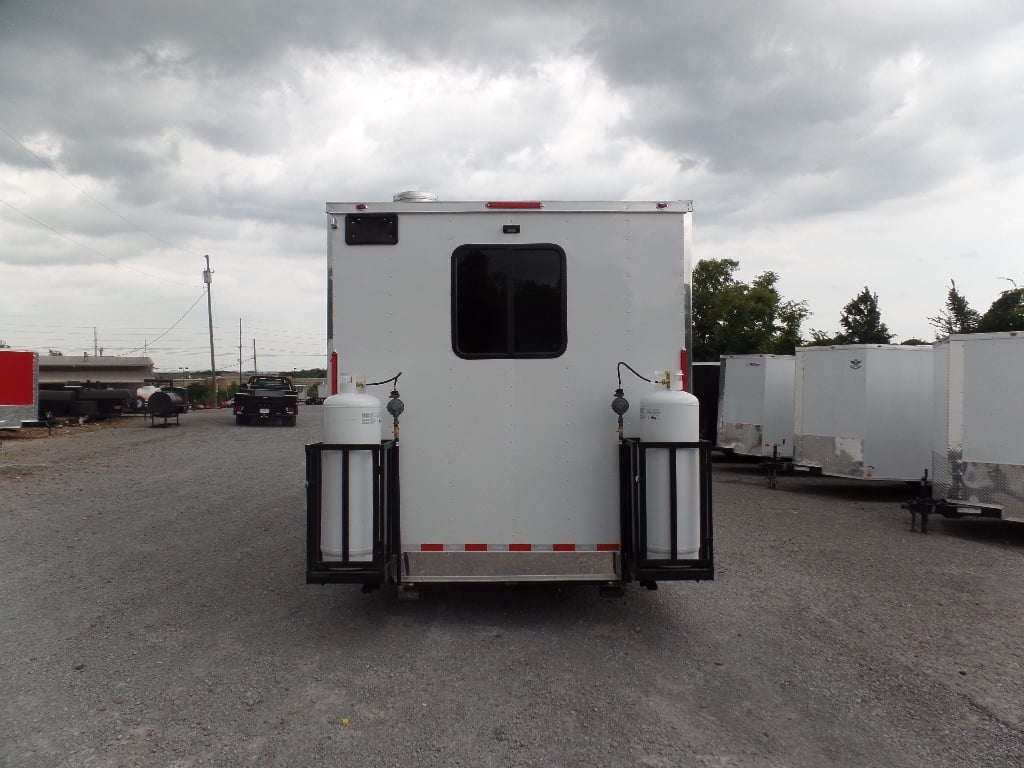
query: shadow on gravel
401 582 655 614
300 581 700 673
313 581 669 627
930 518 1024 548
778 477 915 503
715 461 916 503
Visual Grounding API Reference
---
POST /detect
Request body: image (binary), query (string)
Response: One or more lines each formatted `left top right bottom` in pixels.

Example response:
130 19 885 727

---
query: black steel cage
618 438 714 583
305 441 400 584
305 437 712 588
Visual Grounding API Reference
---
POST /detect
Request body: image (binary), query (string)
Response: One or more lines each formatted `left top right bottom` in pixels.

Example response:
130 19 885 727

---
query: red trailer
0 350 39 430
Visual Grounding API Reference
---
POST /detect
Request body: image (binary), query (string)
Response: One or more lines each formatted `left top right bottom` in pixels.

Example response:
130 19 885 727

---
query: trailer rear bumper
401 550 620 583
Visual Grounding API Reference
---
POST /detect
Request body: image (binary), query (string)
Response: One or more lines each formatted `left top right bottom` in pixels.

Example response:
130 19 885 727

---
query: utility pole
238 318 243 386
252 339 258 375
203 255 217 407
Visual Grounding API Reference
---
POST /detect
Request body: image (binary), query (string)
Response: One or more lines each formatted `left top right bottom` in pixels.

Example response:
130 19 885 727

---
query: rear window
452 244 567 358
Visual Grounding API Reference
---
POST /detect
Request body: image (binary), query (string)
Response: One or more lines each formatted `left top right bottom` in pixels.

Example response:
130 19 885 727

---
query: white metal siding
932 333 1024 520
794 345 932 480
864 347 934 480
962 337 1024 464
717 355 795 457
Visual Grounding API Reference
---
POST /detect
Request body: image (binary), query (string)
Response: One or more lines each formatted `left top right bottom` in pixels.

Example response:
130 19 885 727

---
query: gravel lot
2 409 1023 767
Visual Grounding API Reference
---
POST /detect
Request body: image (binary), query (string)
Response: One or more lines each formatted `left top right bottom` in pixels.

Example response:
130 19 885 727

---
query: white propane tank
639 371 701 560
136 385 159 402
321 375 382 561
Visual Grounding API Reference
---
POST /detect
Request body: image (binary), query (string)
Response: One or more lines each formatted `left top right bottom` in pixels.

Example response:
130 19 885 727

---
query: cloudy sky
2 1 1022 373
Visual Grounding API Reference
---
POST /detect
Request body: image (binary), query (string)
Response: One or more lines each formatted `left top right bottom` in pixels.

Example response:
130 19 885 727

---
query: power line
124 290 208 355
0 196 197 288
0 122 180 251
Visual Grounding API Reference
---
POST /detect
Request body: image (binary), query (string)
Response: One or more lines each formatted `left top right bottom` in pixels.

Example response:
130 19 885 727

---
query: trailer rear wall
794 345 933 480
932 332 1024 521
717 354 795 458
320 199 710 585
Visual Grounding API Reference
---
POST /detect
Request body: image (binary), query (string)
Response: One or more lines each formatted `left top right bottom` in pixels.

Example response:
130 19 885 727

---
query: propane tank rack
618 438 715 585
305 440 400 585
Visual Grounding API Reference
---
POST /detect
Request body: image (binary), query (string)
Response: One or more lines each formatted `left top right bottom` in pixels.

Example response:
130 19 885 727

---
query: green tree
976 286 1024 332
0 340 9 348
186 382 211 404
772 297 810 355
929 280 980 337
692 258 809 361
811 286 892 345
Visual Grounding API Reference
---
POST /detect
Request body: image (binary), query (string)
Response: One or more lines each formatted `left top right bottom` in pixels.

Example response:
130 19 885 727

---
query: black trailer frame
902 473 1004 533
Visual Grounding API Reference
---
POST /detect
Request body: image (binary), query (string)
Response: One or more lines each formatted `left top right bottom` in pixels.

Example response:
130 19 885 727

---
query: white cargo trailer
716 354 796 458
926 332 1024 523
306 198 713 591
793 344 933 480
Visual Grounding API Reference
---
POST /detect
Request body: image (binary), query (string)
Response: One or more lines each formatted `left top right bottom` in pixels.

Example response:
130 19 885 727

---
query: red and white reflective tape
418 543 620 552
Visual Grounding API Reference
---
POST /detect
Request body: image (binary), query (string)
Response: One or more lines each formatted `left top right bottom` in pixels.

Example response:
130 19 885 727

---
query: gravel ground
1 409 1022 767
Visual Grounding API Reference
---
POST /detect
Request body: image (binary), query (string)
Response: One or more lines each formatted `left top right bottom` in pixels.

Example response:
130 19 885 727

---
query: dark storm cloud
0 0 580 77
2 0 1023 341
576 1 1024 217
0 0 591 236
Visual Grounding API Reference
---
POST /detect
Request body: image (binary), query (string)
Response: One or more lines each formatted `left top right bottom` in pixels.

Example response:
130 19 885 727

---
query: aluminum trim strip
403 550 621 582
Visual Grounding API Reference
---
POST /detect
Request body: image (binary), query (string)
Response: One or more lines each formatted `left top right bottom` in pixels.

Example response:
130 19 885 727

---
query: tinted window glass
452 245 566 358
512 249 563 354
454 247 508 355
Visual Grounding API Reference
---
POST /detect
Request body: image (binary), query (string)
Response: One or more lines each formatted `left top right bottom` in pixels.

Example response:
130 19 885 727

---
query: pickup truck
233 376 299 426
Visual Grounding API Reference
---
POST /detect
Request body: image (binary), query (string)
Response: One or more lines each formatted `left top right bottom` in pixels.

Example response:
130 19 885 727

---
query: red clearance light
355 203 367 210
486 201 543 209
656 202 668 209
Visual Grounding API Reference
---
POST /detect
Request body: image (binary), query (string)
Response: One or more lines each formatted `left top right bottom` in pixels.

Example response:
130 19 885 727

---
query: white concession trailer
716 354 796 458
793 344 934 481
305 198 713 592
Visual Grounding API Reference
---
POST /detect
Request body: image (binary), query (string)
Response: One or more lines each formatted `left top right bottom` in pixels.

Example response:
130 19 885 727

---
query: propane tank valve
387 389 405 440
364 371 404 441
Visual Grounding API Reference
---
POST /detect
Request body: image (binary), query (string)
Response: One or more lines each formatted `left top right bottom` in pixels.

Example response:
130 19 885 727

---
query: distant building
38 355 155 391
